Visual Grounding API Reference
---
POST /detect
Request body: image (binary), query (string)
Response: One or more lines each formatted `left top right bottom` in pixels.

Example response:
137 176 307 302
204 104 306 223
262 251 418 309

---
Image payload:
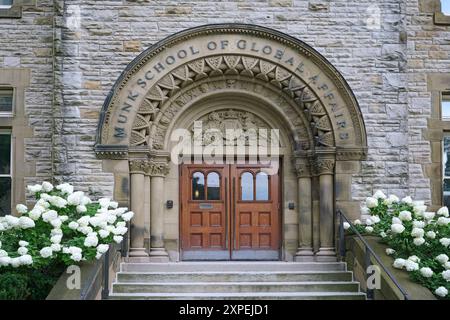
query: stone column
294 158 314 262
315 156 337 262
149 161 170 262
144 169 151 252
129 159 149 259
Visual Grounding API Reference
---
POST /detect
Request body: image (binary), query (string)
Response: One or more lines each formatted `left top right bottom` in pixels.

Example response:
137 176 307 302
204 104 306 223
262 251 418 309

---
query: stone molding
96 24 367 160
129 159 149 174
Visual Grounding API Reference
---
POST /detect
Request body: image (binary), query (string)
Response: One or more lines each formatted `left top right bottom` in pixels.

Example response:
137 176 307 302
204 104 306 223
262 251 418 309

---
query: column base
129 248 150 262
315 247 337 262
294 248 315 262
149 248 170 262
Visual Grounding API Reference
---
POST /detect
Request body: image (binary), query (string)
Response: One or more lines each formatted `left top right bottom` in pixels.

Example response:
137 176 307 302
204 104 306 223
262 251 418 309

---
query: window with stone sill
0 129 12 216
442 0 450 15
435 0 450 25
0 0 12 9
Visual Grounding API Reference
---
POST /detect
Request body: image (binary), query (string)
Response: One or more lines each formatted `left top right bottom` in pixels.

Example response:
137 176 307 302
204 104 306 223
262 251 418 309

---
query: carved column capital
148 161 170 177
293 160 312 178
314 158 335 176
129 159 149 174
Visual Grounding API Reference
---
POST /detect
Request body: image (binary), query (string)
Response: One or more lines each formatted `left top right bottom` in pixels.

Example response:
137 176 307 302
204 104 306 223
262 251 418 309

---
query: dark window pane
192 172 205 200
207 172 220 200
256 172 269 201
0 89 13 113
0 177 11 217
0 134 11 175
241 172 254 201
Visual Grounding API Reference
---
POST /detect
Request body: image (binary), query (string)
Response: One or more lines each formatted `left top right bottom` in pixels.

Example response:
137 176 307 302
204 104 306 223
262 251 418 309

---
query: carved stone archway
95 24 367 262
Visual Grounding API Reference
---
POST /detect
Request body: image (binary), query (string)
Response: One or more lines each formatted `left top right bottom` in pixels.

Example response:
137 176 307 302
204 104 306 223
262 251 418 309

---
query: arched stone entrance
95 24 367 262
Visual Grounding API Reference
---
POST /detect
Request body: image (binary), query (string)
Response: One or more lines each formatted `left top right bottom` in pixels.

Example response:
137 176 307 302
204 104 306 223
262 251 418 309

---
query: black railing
337 209 410 300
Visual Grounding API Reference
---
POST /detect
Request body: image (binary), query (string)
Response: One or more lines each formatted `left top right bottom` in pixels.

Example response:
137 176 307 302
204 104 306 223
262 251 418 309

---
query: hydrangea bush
345 191 450 300
0 182 133 271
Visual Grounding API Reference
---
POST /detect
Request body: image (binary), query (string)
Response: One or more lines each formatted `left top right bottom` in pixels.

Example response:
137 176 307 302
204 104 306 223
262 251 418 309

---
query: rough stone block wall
4 0 449 207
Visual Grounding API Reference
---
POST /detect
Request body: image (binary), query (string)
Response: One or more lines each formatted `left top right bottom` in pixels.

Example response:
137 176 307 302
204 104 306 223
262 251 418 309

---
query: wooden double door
180 163 281 260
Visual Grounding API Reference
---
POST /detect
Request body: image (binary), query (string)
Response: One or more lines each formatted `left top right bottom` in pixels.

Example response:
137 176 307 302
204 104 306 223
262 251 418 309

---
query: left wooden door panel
181 164 230 260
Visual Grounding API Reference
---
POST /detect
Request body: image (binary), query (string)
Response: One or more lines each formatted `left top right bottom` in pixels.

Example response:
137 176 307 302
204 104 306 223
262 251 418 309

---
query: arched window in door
207 172 220 200
241 172 254 201
192 172 205 200
256 172 269 201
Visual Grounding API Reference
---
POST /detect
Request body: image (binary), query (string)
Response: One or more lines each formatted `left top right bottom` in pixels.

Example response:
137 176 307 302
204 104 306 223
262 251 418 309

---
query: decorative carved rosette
129 159 149 174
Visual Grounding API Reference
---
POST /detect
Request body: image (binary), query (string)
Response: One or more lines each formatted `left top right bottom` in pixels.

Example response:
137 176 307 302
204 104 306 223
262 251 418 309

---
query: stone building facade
0 0 449 262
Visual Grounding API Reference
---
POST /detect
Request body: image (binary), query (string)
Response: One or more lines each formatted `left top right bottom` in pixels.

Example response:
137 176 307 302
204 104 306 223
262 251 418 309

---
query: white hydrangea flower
112 226 127 236
343 222 350 230
11 257 22 268
19 216 35 229
121 211 134 222
0 256 11 266
354 219 362 225
380 231 387 238
386 248 395 255
426 231 436 239
5 215 19 228
420 267 433 278
405 260 419 272
365 218 373 226
51 244 61 252
19 241 29 247
29 207 44 220
56 183 74 195
68 221 79 230
384 194 399 206
109 201 119 209
16 204 28 214
412 220 426 229
442 270 450 282
411 228 425 238
50 218 62 228
0 249 8 258
436 254 449 264
19 255 33 266
435 286 448 297
437 217 450 226
77 216 90 227
401 196 413 205
67 191 84 206
78 226 93 235
51 234 62 244
42 182 54 192
365 226 373 233
36 199 50 209
444 262 450 270
84 234 99 248
366 197 378 209
71 252 82 262
371 215 381 224
440 238 450 248
113 235 123 244
42 210 58 223
413 205 427 218
373 190 387 200
116 221 126 228
423 211 435 220
81 196 92 206
408 255 420 263
76 205 87 213
39 247 53 258
399 211 412 222
97 244 109 254
437 207 449 217
27 184 42 193
98 198 111 208
17 247 28 256
49 196 67 209
98 229 110 238
51 228 63 236
391 224 405 234
393 258 406 269
413 238 425 246
392 217 402 225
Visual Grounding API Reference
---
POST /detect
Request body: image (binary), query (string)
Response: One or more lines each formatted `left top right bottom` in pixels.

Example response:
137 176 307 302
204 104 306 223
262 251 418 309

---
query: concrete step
116 271 354 283
112 281 360 294
109 292 366 300
121 262 347 273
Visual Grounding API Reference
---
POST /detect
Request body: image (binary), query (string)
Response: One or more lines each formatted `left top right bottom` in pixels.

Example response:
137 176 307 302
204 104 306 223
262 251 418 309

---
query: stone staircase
109 262 366 300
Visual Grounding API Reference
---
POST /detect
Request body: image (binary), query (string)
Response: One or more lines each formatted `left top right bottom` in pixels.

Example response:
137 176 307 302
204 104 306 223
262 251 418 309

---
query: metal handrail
337 209 410 300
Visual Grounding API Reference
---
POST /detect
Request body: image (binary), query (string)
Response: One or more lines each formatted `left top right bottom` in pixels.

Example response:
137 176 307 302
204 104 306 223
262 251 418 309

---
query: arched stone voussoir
95 24 367 160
